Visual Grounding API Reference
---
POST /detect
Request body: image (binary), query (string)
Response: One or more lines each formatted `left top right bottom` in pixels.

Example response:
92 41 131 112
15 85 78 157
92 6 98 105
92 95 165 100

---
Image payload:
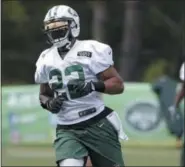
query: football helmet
44 5 80 49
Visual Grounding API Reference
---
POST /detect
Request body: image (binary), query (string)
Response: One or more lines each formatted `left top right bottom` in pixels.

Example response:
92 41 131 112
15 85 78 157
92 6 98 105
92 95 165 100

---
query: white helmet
44 5 80 49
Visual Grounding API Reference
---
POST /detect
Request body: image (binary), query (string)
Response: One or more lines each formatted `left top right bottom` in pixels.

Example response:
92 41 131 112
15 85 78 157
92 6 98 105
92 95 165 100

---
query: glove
68 80 94 97
45 95 66 114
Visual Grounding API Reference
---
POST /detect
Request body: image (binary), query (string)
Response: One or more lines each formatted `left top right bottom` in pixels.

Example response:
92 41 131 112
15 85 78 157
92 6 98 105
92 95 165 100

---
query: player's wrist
44 98 55 112
40 97 59 113
91 81 105 93
40 95 52 109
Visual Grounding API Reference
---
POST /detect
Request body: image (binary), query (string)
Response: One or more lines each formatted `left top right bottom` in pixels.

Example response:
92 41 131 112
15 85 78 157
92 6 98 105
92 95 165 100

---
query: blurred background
2 0 185 166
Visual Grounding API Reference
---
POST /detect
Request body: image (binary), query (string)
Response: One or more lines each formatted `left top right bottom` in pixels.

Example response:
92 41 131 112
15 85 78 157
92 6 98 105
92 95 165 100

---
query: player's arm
69 66 124 95
35 51 64 113
68 66 124 95
69 43 124 95
35 54 66 114
39 83 54 107
169 63 185 113
91 42 124 94
175 82 184 108
175 63 185 107
96 66 124 94
39 83 66 113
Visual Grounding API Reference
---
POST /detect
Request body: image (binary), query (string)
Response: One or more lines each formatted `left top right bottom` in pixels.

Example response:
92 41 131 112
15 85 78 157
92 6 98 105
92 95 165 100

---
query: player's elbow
117 78 124 94
119 83 124 94
120 83 124 93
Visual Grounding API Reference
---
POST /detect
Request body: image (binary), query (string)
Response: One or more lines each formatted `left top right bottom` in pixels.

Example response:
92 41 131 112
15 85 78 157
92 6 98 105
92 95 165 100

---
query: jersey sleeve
179 63 184 81
90 42 114 75
34 50 48 84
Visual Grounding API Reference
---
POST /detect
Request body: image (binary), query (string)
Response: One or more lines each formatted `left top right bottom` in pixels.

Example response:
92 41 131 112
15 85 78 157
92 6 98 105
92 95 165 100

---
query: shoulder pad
35 48 50 67
83 40 111 55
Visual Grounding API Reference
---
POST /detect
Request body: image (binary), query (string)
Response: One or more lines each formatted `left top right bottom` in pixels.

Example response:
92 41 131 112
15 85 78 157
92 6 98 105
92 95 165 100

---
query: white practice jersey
35 40 114 125
179 62 184 81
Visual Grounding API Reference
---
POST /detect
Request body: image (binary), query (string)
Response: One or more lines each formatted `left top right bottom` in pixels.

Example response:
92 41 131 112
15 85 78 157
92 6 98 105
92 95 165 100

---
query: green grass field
2 145 181 166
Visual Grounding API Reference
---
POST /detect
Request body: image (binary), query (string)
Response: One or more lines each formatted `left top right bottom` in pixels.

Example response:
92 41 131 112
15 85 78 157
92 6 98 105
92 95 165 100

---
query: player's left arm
169 63 185 113
96 66 124 94
175 82 184 108
70 42 124 95
175 63 185 107
39 83 66 113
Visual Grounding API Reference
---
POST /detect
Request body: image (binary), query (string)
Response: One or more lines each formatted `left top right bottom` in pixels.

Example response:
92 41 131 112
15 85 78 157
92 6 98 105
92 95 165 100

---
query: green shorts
54 107 124 167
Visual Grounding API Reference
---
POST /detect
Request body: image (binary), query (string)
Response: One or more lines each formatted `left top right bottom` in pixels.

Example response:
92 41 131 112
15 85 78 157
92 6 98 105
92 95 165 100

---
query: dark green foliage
2 1 184 84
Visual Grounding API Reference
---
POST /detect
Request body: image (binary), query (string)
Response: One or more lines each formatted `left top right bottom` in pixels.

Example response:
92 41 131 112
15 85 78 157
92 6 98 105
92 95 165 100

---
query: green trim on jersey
49 64 87 99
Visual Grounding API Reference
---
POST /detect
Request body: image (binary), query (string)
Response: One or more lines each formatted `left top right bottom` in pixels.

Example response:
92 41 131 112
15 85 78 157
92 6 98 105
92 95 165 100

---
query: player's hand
68 80 94 96
46 95 66 114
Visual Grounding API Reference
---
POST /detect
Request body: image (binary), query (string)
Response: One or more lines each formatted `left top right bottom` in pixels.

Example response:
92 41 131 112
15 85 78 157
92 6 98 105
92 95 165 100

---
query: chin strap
57 38 76 55
67 37 76 49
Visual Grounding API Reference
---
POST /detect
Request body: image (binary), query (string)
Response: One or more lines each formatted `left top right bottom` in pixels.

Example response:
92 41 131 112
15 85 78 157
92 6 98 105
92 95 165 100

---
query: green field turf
2 145 181 166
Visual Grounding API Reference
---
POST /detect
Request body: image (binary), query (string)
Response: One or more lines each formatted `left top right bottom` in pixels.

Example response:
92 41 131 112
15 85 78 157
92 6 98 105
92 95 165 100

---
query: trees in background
91 1 107 42
2 0 184 84
119 1 143 81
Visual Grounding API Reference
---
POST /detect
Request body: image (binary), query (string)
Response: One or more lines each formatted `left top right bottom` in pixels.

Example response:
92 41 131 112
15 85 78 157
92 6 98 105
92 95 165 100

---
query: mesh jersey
35 40 114 125
179 63 184 81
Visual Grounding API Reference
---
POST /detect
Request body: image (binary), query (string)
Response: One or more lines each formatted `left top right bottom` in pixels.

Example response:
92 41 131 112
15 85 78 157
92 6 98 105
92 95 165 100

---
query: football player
169 62 184 166
35 5 128 167
175 62 184 166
